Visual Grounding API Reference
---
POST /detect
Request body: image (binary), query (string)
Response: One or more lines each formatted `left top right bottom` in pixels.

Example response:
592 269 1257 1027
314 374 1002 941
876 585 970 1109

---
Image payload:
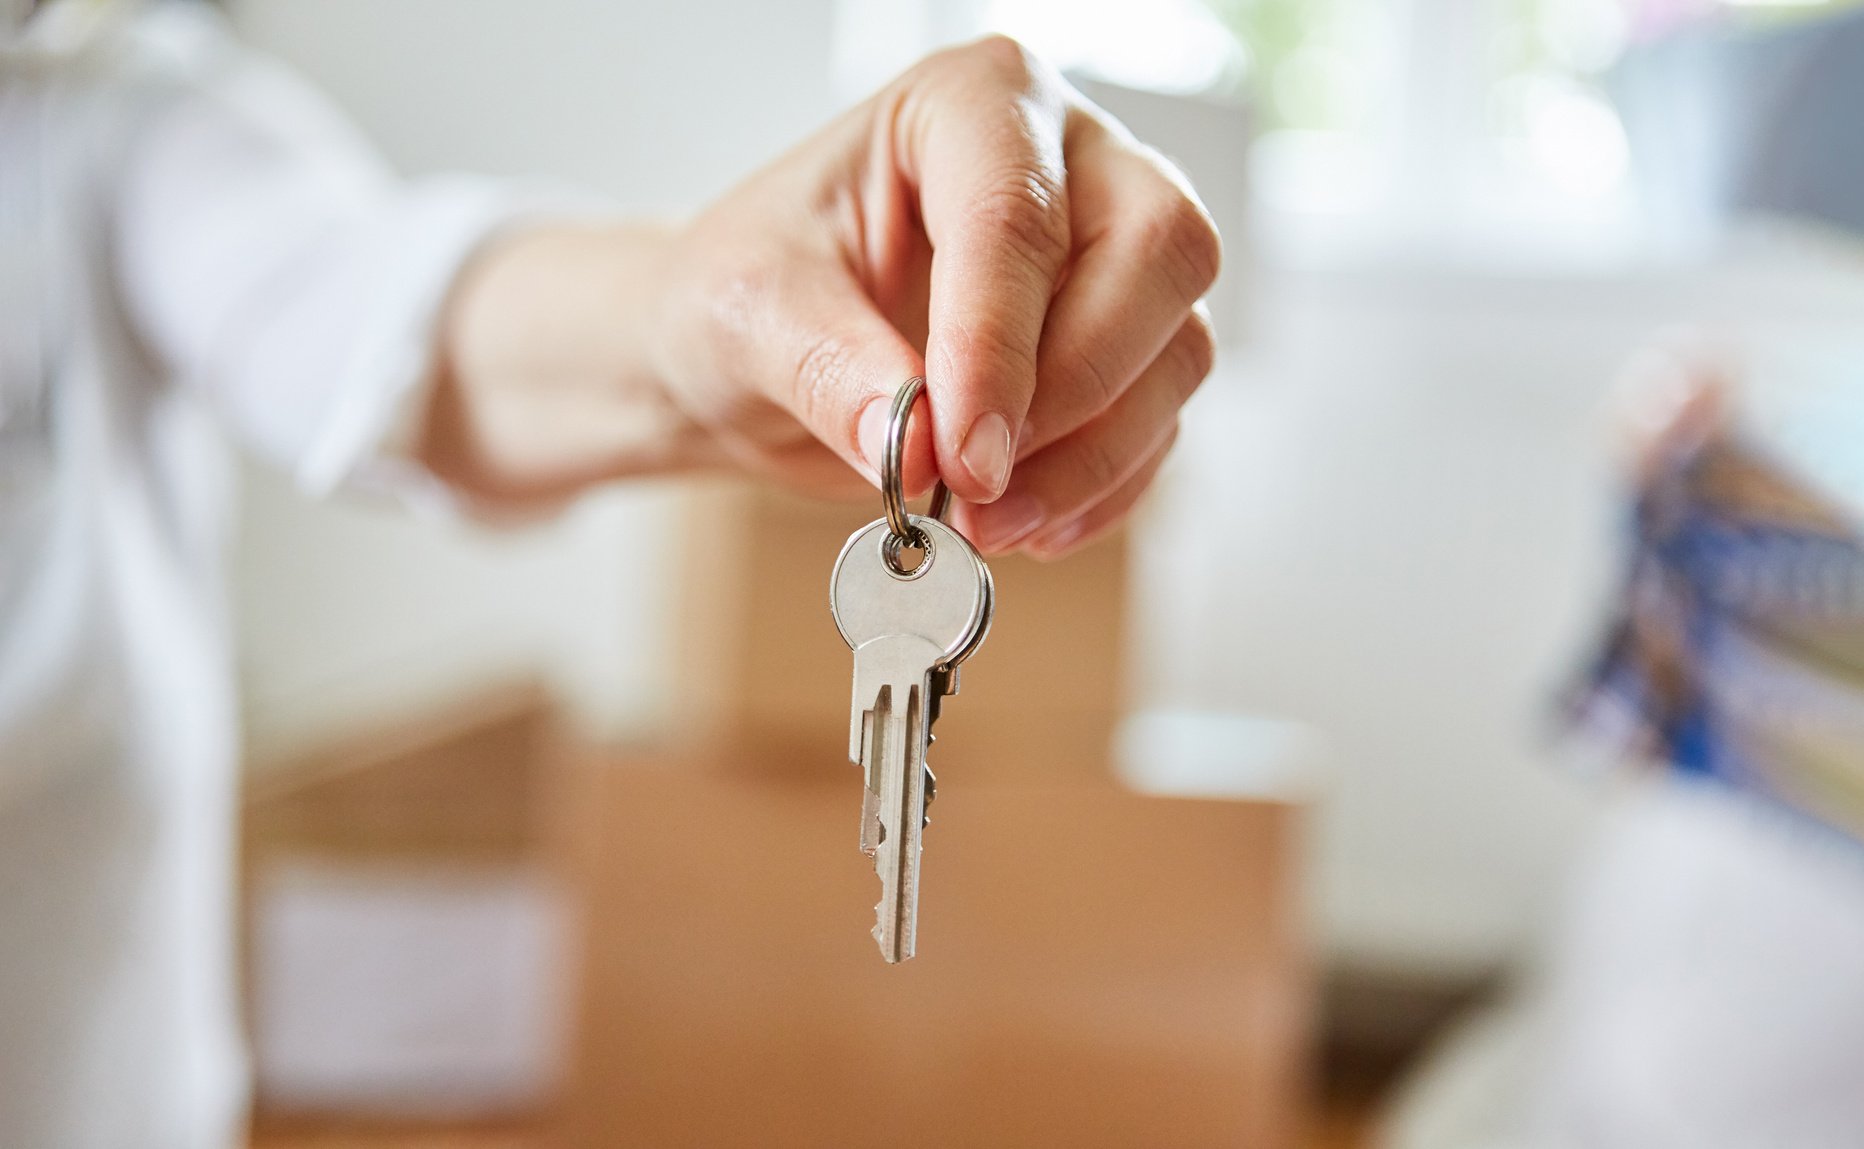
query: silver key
830 513 993 962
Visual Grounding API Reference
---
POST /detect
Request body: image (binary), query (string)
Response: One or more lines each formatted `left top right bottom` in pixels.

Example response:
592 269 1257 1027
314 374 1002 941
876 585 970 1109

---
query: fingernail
971 491 1045 552
858 396 890 478
960 412 1013 498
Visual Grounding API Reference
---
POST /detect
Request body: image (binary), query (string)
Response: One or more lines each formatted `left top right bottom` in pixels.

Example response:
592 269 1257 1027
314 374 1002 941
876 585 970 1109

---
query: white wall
226 0 840 760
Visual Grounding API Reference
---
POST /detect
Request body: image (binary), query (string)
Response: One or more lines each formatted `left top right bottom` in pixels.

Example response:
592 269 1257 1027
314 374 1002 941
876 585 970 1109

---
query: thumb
753 263 939 498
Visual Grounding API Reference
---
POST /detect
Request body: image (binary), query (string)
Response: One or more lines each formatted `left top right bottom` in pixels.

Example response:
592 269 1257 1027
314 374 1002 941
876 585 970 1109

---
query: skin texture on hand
427 35 1220 557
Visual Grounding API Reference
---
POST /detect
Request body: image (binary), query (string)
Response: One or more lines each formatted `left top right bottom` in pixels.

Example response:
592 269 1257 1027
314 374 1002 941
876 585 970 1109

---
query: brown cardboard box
671 482 1128 783
557 761 1306 1149
244 481 1312 1146
243 689 572 1121
556 483 1310 1147
244 701 1309 1148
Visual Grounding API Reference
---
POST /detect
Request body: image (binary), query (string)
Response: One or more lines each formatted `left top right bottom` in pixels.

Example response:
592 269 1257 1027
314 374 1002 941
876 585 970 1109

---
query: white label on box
251 860 569 1117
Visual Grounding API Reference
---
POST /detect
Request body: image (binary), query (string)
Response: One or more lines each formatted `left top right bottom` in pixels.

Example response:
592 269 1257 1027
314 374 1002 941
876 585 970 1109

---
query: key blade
852 637 941 964
850 632 943 859
858 696 882 858
870 674 928 963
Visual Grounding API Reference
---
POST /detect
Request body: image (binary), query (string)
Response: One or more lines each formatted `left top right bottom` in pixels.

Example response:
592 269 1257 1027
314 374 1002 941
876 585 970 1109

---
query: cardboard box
557 761 1307 1149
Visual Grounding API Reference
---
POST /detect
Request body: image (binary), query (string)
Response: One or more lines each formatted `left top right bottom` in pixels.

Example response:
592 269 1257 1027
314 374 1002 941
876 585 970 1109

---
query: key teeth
872 896 905 963
860 788 881 858
870 848 893 961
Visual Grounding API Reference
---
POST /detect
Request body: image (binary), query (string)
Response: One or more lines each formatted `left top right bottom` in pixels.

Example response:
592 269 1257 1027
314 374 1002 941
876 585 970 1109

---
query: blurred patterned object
1574 419 1864 844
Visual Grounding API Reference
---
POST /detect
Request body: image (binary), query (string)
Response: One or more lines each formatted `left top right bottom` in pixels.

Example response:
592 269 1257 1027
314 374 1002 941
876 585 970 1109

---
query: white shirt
0 4 531 1144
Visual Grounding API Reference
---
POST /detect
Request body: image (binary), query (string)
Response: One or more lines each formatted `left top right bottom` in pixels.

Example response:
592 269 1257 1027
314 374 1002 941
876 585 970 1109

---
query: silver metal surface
927 479 952 524
880 376 954 571
881 376 925 544
830 514 994 963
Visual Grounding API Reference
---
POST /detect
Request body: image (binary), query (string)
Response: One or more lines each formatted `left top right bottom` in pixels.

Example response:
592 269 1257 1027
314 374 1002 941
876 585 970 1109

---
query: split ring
879 376 952 574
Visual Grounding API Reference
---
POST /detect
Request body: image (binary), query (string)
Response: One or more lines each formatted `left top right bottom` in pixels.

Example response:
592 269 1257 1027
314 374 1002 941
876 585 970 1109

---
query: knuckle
1062 330 1127 412
1174 311 1218 388
1072 432 1126 496
974 169 1071 270
964 34 1041 89
791 328 857 430
963 314 1040 382
1143 193 1223 303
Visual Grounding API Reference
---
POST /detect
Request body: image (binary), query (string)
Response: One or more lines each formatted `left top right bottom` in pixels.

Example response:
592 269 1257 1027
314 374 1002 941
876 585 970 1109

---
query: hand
656 35 1219 557
435 36 1219 557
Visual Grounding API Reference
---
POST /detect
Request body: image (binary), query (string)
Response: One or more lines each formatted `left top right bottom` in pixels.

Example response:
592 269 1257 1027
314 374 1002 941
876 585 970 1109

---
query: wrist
423 219 722 501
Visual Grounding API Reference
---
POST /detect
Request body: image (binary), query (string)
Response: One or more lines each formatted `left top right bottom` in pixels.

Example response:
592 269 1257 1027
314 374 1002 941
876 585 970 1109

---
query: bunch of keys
829 377 995 963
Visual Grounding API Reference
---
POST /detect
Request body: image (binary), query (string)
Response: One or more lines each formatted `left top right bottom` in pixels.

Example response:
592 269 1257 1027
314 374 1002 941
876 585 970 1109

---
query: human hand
649 35 1220 557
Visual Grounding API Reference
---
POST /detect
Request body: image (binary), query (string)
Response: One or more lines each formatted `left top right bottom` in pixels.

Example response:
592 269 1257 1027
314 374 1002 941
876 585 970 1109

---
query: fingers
789 270 942 497
953 310 1211 553
1020 116 1221 456
892 36 1073 504
708 249 940 496
1023 425 1177 559
676 34 1217 510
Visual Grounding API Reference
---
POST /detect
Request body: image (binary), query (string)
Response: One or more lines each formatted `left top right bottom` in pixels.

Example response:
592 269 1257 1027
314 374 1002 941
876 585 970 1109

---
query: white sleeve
111 7 577 499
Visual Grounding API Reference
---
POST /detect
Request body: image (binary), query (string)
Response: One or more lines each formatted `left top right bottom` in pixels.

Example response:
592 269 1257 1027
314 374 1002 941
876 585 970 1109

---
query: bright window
834 0 1862 263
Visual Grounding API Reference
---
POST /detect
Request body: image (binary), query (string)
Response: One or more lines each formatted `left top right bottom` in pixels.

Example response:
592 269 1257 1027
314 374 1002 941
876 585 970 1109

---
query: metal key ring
880 376 952 544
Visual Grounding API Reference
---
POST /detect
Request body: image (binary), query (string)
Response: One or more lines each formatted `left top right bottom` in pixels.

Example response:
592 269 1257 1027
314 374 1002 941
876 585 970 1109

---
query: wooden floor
250 1103 1376 1149
249 1122 541 1149
1310 1100 1379 1149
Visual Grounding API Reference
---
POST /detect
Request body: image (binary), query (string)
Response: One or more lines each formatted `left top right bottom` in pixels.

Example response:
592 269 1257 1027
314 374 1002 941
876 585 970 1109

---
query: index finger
891 36 1073 504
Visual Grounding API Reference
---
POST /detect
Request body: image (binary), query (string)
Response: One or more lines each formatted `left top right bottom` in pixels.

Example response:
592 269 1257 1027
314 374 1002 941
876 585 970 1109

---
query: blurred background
225 0 1864 1146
